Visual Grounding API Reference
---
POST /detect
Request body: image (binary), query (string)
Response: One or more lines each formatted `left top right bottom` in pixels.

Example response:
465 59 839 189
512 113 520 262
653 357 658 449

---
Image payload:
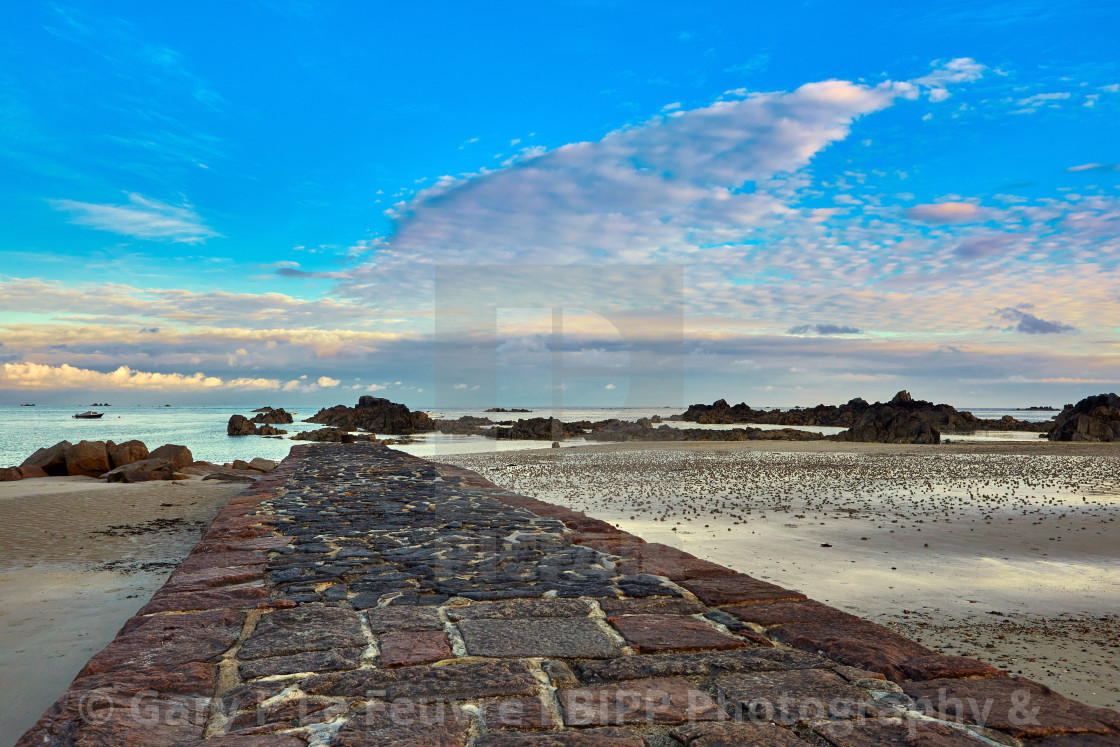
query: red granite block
714 669 878 724
331 701 472 746
722 599 857 626
903 677 1119 739
480 697 558 729
814 717 988 745
380 630 452 667
672 721 811 746
138 584 269 614
608 614 749 654
680 575 806 606
559 677 724 726
476 731 645 746
768 617 933 682
615 543 737 582
78 608 244 676
900 654 1003 681
74 661 218 697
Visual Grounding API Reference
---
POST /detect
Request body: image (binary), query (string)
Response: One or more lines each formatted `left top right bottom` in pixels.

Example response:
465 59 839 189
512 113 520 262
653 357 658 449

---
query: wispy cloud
997 306 1077 335
48 193 221 243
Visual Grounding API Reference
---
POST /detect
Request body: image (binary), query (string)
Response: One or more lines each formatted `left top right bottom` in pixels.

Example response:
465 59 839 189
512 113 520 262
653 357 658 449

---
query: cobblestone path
19 444 1120 746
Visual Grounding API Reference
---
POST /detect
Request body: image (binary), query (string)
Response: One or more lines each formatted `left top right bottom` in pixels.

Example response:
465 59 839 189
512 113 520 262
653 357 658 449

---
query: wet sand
445 439 1120 709
0 477 242 744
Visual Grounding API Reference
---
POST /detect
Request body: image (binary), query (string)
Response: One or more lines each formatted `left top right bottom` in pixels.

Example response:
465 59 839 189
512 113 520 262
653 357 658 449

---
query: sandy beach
0 476 243 744
445 439 1120 709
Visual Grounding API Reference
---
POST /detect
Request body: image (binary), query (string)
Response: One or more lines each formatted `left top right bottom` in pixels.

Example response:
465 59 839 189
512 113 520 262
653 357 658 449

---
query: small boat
73 411 104 419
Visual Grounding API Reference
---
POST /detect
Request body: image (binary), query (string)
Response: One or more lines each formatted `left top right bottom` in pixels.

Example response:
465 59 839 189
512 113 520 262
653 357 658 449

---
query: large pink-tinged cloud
904 201 986 224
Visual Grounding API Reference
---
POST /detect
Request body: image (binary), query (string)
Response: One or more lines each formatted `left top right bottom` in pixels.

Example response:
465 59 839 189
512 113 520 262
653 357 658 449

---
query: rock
148 444 194 469
434 415 494 434
248 458 278 473
552 441 560 448
109 440 149 469
487 417 586 441
231 460 253 471
835 400 941 445
0 467 23 482
227 414 257 436
584 420 822 443
20 440 73 476
18 465 48 479
64 440 111 477
1046 393 1120 442
256 424 287 436
104 458 179 483
251 407 294 425
291 428 377 443
304 396 435 435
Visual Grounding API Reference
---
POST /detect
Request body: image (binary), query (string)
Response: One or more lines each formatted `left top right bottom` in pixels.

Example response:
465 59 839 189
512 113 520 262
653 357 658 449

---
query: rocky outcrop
834 391 941 444
20 441 73 476
679 392 1048 434
63 440 111 478
228 414 288 436
485 407 532 413
586 418 823 442
251 408 294 425
1046 393 1120 442
292 428 379 443
304 396 435 435
0 467 23 482
487 417 587 441
435 416 495 434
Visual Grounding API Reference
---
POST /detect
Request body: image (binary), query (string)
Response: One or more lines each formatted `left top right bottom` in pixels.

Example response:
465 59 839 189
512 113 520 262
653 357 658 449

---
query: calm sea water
0 404 1057 468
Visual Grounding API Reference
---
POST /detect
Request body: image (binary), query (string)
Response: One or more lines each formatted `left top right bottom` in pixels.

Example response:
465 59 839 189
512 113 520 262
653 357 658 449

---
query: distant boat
73 411 104 419
20 403 35 406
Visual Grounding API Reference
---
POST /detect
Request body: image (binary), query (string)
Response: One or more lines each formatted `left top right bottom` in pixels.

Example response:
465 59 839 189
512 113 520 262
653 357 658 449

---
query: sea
0 404 1058 469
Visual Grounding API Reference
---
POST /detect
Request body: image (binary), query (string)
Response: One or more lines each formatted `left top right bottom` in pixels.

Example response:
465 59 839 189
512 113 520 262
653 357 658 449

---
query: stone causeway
18 443 1120 745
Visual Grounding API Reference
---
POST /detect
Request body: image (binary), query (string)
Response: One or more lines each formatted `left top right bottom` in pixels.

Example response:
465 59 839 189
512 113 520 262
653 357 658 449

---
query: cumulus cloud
0 362 278 390
996 306 1077 335
48 193 220 243
904 201 985 224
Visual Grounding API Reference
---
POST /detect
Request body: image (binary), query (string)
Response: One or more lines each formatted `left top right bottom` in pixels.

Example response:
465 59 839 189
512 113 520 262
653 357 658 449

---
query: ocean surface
0 404 1058 468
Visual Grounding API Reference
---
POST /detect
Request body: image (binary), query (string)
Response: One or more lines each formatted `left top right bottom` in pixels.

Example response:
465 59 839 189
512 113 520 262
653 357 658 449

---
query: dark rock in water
435 416 495 434
834 391 941 444
109 440 149 469
228 414 257 436
305 397 434 435
292 428 378 443
586 419 822 442
252 407 294 425
1046 393 1120 442
485 407 532 413
487 417 585 441
256 424 288 436
20 440 73 476
148 444 194 469
63 440 111 477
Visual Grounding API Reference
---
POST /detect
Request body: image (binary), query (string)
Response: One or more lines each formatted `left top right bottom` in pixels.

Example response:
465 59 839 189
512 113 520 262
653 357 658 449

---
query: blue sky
1 1 1118 407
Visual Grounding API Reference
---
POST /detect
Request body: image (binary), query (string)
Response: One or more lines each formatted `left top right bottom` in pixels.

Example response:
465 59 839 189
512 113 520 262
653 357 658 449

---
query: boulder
256 424 287 436
251 408 294 425
487 417 586 441
64 440 111 477
228 414 257 436
304 397 434 435
109 440 149 469
1046 393 1120 442
18 465 48 479
835 394 941 445
0 467 23 482
248 458 278 473
230 460 253 471
104 458 178 483
20 440 73 476
147 444 194 469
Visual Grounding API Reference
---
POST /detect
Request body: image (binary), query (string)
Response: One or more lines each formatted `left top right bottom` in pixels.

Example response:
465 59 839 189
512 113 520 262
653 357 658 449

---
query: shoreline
0 477 243 744
443 438 1120 709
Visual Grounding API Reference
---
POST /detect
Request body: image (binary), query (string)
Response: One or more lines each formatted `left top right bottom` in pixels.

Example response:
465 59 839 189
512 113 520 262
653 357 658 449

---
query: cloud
48 193 220 243
1067 163 1119 173
996 307 1077 335
0 362 278 390
605 383 616 390
316 376 340 387
953 234 1020 259
904 201 985 224
787 324 861 335
912 57 986 101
